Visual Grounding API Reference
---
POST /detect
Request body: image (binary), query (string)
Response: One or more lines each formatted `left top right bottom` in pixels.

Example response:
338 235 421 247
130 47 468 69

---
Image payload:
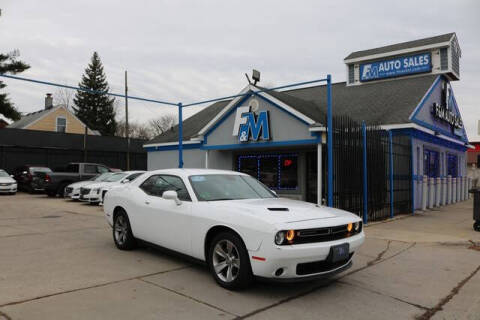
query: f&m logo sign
232 100 270 142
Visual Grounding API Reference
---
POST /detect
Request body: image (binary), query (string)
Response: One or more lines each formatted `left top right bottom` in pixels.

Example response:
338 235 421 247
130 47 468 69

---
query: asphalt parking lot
0 193 479 320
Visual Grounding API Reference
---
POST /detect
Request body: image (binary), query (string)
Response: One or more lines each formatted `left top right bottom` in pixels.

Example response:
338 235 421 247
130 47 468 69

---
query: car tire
474 221 480 232
46 190 56 197
208 231 253 290
57 183 69 198
113 210 137 250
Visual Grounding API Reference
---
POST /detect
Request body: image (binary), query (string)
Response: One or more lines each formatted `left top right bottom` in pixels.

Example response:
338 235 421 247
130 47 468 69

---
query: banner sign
360 52 432 82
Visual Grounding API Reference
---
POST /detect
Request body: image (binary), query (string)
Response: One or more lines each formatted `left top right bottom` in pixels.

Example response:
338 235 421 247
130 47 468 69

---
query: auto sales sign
360 52 432 82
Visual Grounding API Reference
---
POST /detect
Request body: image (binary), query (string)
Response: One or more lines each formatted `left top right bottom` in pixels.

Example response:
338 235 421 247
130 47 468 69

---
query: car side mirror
22 171 28 175
162 190 182 205
121 179 130 184
10 175 14 178
271 190 277 196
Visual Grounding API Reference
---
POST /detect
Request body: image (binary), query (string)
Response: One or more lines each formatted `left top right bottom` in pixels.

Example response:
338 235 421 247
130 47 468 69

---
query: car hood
0 177 16 184
69 181 96 189
86 182 112 189
210 198 359 224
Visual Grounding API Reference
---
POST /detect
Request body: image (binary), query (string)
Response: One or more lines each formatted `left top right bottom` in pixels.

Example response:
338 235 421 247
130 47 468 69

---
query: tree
0 49 30 121
149 114 176 137
54 86 74 110
116 120 152 140
73 52 117 135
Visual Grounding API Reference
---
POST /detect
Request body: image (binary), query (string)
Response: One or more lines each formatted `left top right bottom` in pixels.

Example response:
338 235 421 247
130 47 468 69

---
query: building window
423 149 439 178
56 117 66 133
447 153 458 177
237 154 298 190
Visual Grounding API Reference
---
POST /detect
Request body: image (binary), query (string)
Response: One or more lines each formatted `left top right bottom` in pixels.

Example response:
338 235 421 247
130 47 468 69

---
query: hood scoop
267 207 289 212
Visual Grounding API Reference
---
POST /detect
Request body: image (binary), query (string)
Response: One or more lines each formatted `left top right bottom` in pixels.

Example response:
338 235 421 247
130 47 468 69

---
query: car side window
140 175 191 201
84 165 97 174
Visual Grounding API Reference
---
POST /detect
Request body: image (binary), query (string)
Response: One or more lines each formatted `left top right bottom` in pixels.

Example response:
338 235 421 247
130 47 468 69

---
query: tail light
44 174 51 183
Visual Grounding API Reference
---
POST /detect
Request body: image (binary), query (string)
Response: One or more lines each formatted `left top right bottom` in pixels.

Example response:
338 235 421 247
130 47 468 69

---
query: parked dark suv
13 165 52 193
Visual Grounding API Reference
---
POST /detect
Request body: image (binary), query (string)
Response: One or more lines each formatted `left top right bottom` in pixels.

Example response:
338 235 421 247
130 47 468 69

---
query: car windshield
29 167 51 173
105 173 128 182
92 173 114 181
189 174 276 201
0 170 9 177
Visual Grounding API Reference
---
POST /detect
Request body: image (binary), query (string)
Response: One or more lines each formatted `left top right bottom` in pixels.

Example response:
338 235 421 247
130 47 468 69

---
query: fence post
327 74 333 207
178 102 184 168
389 131 394 218
362 121 368 224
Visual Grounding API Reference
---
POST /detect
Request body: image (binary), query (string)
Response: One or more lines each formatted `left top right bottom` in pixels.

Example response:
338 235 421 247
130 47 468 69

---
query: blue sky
1 0 479 139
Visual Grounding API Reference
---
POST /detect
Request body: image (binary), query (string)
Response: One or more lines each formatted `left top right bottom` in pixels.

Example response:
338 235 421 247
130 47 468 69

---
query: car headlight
93 188 100 194
354 221 361 232
275 230 295 245
275 231 285 245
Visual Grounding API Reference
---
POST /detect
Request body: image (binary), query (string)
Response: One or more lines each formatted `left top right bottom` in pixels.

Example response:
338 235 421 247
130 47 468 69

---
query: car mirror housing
162 190 182 205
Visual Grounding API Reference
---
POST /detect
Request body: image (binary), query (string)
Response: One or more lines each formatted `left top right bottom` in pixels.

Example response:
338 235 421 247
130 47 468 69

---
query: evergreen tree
73 52 117 135
0 50 30 121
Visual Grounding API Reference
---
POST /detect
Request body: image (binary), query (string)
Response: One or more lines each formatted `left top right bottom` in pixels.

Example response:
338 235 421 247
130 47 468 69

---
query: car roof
148 168 247 178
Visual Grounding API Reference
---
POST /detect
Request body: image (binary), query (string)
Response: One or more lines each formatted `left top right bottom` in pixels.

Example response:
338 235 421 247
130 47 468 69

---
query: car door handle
145 201 150 205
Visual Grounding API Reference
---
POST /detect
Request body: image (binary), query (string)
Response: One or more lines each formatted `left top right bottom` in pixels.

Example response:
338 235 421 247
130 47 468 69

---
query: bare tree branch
149 114 176 137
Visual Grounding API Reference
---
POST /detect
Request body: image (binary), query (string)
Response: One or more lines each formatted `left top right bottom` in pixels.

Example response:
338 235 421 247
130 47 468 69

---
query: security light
252 69 260 85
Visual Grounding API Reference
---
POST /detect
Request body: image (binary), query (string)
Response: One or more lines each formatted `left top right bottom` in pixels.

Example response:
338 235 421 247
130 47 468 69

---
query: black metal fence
0 128 147 173
331 116 412 222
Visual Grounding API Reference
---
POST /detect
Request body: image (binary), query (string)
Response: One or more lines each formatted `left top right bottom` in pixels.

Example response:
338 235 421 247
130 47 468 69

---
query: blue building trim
202 89 313 145
409 75 441 121
391 128 467 152
203 93 252 142
201 138 321 150
409 75 468 143
145 143 202 152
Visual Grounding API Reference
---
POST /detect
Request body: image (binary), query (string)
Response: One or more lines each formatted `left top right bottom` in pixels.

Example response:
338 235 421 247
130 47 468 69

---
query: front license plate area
328 243 350 263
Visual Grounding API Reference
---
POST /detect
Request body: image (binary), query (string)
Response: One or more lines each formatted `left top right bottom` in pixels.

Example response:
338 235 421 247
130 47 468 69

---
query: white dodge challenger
103 169 364 289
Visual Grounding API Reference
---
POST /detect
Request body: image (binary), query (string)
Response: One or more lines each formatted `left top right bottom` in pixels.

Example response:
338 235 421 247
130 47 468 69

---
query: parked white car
80 171 145 204
0 169 17 195
103 169 364 289
65 172 116 200
99 171 145 204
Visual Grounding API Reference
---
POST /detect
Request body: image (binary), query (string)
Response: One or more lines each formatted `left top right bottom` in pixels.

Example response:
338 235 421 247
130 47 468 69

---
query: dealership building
145 33 469 212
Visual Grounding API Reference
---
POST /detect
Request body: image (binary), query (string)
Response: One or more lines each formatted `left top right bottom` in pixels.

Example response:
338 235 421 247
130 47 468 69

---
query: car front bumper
0 184 17 193
249 232 364 280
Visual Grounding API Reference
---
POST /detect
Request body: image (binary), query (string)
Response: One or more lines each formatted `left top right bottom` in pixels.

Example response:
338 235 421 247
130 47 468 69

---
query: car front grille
80 188 90 195
293 224 362 244
296 253 354 276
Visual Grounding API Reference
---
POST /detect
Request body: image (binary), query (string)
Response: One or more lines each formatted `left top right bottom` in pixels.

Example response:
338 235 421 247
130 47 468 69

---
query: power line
0 73 178 106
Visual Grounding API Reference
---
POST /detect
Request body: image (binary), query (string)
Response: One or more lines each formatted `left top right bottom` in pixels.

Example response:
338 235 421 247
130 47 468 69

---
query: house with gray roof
145 33 469 213
8 93 100 135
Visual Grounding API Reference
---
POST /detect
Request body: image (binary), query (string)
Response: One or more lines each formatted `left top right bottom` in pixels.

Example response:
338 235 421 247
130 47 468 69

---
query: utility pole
83 125 87 162
125 70 130 170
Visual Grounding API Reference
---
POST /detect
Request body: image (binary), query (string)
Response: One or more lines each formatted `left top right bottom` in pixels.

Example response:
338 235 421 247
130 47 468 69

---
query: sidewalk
365 199 480 244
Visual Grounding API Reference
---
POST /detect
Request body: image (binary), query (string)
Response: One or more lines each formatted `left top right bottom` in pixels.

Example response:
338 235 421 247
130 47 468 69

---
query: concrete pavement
0 193 479 319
